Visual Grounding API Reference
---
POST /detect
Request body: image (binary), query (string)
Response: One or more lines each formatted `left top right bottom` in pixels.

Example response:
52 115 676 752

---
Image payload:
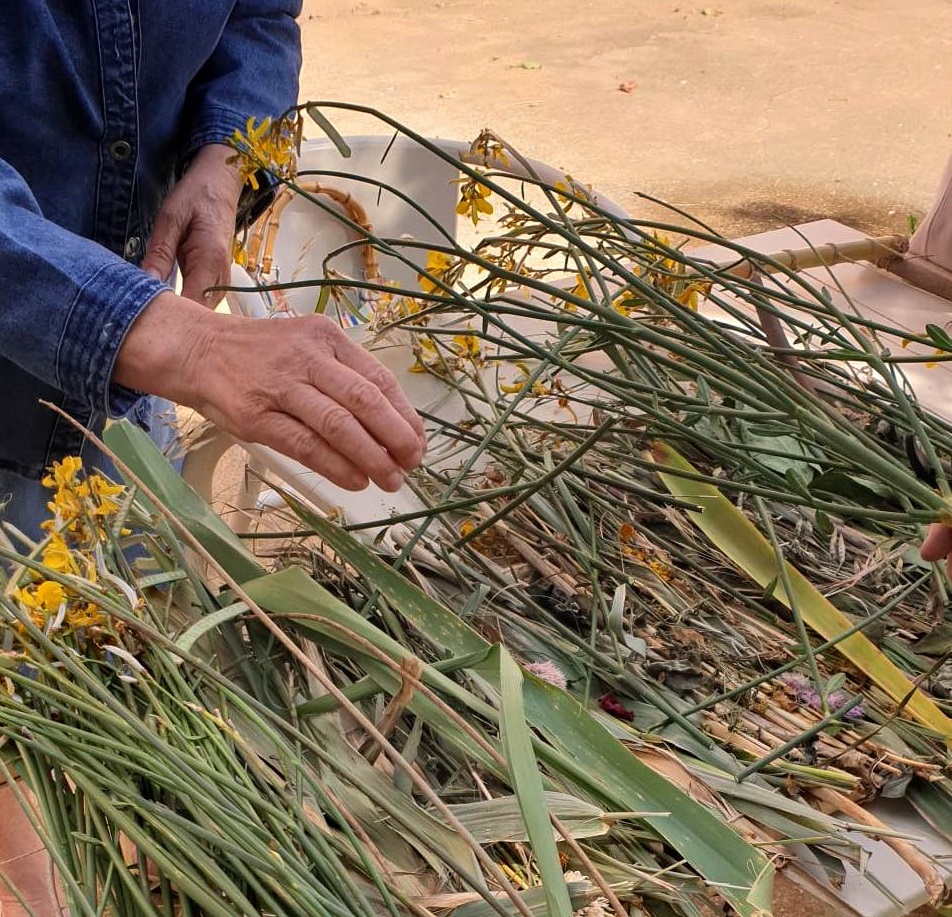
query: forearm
0 158 167 417
111 291 213 404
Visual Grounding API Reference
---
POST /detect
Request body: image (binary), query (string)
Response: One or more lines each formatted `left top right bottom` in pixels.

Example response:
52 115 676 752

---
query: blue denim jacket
0 1 301 477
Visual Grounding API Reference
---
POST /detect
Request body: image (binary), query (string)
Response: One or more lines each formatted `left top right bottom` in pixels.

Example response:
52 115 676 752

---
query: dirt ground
298 0 952 239
294 5 951 915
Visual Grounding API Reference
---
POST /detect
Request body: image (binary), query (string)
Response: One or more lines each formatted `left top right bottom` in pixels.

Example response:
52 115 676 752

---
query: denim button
109 139 133 161
124 235 141 259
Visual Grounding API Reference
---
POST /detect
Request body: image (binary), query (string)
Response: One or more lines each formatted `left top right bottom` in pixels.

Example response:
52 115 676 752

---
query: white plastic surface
222 135 624 535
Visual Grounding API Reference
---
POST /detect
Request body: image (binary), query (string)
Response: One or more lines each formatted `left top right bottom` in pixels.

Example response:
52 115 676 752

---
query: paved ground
299 0 952 238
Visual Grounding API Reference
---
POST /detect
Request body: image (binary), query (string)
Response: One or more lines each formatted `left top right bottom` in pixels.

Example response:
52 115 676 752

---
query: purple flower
780 673 820 707
780 674 863 719
827 691 864 720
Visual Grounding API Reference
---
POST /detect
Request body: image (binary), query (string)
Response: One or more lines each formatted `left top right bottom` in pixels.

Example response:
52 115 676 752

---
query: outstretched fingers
277 384 409 491
249 410 375 492
314 337 427 471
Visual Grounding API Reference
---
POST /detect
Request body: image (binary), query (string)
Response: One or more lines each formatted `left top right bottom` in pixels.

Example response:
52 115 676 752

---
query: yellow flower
649 559 675 582
66 603 105 630
499 362 551 396
88 475 124 517
552 175 592 210
451 333 483 367
613 290 642 315
42 533 78 575
230 114 298 188
41 456 82 490
418 250 456 294
900 337 943 370
47 484 84 524
675 281 710 312
14 580 67 629
409 335 440 374
499 361 531 394
564 271 592 308
455 178 493 226
33 580 66 612
470 131 510 167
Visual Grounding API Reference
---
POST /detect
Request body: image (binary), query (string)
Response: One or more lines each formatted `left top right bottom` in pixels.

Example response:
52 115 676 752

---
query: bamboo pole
810 786 945 903
713 234 908 281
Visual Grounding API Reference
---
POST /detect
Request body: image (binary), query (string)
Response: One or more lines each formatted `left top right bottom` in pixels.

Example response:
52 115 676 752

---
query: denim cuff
182 104 256 164
57 263 170 417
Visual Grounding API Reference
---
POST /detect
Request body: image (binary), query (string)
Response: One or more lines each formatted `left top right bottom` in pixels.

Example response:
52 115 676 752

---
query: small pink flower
780 674 864 719
525 660 568 689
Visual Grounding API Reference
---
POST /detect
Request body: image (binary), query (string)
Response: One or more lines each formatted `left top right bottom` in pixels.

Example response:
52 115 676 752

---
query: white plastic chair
181 135 628 536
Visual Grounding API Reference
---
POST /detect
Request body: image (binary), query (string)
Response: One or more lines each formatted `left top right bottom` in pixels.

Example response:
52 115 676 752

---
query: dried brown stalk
809 785 944 903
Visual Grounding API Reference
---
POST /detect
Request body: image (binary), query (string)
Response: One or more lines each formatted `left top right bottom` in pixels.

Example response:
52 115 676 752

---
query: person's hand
114 292 427 491
921 523 952 575
141 144 243 306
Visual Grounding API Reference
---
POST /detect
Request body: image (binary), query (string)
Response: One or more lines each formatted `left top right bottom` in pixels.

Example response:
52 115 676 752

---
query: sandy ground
298 0 952 238
263 5 952 914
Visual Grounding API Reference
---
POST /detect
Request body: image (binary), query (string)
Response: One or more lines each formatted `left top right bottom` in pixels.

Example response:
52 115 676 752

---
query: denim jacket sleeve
181 0 303 159
0 158 169 418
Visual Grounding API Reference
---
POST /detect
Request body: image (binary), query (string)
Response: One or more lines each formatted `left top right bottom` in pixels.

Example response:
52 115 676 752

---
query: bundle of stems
226 104 952 902
6 104 952 917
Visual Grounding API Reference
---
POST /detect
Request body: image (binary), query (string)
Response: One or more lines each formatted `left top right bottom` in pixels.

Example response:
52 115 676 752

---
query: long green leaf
175 602 249 653
103 421 263 584
498 647 573 917
445 792 614 844
265 507 774 917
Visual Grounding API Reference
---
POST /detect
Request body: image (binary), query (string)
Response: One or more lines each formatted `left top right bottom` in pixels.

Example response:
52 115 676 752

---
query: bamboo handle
246 181 381 282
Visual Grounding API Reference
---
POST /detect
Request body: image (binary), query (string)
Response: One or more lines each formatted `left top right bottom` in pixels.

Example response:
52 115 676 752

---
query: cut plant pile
4 104 952 916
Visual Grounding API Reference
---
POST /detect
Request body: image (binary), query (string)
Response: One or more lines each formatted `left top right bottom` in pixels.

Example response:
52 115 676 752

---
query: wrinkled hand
114 292 427 491
921 523 952 575
141 144 242 305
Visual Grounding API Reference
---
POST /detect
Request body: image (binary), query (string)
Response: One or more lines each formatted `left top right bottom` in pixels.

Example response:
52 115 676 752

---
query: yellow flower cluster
469 130 510 168
409 331 484 376
11 457 127 636
618 524 675 582
565 235 710 315
41 455 124 537
230 114 299 190
552 174 593 212
417 249 457 295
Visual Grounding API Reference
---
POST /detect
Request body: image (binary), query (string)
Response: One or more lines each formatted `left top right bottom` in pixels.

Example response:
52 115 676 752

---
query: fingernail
144 267 162 280
384 471 404 492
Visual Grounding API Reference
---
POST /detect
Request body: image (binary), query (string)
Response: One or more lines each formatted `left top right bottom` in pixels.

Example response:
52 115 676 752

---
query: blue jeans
0 397 179 540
